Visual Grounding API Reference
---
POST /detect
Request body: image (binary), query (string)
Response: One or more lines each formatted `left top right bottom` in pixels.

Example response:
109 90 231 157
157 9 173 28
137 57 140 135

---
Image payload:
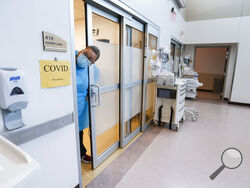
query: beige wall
195 47 227 74
74 19 86 51
74 14 119 51
92 14 119 45
195 47 227 90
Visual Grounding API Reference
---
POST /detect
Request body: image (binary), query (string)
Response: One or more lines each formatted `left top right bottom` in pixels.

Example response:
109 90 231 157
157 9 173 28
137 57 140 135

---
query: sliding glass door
84 4 159 167
120 18 145 147
142 25 159 131
86 5 120 169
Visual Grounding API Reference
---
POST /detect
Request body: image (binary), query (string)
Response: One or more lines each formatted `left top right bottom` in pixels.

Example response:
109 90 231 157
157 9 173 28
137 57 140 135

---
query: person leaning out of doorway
75 46 100 163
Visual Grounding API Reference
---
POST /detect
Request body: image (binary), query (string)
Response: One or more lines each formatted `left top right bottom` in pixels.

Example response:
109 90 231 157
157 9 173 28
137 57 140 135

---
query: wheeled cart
154 79 187 131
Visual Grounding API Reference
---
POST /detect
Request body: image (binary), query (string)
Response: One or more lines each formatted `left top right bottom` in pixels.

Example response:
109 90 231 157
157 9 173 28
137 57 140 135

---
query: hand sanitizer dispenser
0 67 28 130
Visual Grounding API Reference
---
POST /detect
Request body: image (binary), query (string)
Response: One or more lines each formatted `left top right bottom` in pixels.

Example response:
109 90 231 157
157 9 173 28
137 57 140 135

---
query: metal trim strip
124 80 142 89
100 84 119 93
179 106 185 112
123 126 140 147
142 119 154 132
91 6 119 23
146 78 156 83
2 113 74 145
94 141 120 168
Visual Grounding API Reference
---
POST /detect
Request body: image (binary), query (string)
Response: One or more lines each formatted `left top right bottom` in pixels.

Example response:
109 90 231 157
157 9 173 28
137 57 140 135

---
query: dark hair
87 46 100 61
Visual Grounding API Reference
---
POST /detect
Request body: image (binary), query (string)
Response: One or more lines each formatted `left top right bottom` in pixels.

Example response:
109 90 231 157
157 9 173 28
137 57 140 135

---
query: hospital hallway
85 99 250 188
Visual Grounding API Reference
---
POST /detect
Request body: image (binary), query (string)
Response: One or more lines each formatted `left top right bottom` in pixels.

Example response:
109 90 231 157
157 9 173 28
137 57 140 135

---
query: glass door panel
148 34 158 78
92 13 120 157
121 19 144 147
124 85 142 135
174 46 181 74
145 82 156 123
92 13 120 86
143 28 159 131
124 26 143 137
87 7 120 168
95 90 119 156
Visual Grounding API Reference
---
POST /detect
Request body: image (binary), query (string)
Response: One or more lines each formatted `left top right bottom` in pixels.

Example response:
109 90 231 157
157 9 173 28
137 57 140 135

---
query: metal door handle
91 84 101 107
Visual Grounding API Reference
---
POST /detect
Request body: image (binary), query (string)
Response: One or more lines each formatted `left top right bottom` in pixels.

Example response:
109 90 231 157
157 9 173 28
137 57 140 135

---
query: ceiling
74 0 85 20
181 0 250 21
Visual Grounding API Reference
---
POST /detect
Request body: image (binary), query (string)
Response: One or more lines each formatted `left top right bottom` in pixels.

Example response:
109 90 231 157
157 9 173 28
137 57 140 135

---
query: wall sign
42 31 67 52
39 60 71 88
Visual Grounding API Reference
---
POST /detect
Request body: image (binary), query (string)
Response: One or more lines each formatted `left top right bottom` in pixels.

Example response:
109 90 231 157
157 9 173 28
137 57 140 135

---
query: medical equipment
184 106 199 122
156 47 176 86
180 56 203 99
151 47 186 131
178 55 202 122
149 50 162 77
0 67 28 130
154 79 186 131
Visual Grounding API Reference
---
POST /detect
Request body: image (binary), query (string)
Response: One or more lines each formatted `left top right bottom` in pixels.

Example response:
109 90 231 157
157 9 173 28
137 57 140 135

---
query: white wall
121 0 186 48
230 17 250 103
185 16 250 103
224 44 237 99
185 17 241 44
0 0 79 187
182 0 243 21
181 0 250 21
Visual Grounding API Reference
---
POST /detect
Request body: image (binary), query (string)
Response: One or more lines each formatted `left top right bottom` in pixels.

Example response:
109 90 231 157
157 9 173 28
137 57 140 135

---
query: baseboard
228 101 250 107
197 89 213 92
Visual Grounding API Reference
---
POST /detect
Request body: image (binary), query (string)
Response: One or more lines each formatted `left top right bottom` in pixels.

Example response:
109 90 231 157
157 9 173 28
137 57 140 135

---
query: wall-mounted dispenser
0 67 28 130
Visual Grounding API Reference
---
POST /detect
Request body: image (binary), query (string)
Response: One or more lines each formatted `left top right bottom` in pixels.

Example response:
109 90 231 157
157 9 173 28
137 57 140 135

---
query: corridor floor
87 99 250 188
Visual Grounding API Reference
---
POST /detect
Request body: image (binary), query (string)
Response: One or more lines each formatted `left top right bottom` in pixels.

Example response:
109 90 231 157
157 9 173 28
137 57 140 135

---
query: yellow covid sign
39 60 71 88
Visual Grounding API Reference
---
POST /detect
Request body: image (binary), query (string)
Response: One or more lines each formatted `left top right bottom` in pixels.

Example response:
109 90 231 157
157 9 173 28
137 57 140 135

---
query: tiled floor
82 133 142 187
116 100 250 188
87 99 250 188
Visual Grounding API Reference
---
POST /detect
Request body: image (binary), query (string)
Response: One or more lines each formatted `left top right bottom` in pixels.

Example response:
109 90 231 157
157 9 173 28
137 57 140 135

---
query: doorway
194 47 229 100
74 0 145 168
171 40 182 75
73 0 159 186
74 0 121 185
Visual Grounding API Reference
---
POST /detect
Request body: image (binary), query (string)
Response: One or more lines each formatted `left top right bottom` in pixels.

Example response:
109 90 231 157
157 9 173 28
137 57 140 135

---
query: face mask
77 53 91 68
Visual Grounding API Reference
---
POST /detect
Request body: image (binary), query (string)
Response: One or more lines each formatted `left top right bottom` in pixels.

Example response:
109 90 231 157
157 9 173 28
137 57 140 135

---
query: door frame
193 45 231 97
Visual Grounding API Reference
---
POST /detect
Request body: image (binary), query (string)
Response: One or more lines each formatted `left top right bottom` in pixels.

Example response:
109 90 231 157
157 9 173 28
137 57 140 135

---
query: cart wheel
153 120 158 125
194 111 199 116
192 117 197 122
181 117 185 123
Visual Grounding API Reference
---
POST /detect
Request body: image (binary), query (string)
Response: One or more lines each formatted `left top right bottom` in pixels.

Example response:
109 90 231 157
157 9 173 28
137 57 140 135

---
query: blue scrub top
76 50 99 131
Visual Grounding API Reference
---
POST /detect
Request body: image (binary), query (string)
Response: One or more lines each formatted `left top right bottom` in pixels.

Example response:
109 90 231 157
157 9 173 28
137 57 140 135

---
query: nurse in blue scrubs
75 46 100 163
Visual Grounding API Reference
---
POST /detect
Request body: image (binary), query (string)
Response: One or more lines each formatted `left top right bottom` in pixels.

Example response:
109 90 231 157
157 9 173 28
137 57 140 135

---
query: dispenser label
39 60 71 88
10 76 20 82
